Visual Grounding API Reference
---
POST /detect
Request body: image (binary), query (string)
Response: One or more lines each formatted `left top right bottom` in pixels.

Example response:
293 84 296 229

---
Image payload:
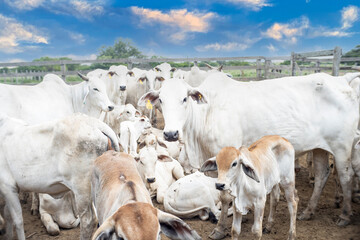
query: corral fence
0 46 359 84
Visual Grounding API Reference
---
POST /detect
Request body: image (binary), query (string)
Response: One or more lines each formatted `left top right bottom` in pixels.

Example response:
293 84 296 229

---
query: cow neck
183 92 213 169
70 81 102 118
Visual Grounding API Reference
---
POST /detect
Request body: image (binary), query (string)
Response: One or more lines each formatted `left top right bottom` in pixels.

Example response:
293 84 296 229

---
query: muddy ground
2 155 359 240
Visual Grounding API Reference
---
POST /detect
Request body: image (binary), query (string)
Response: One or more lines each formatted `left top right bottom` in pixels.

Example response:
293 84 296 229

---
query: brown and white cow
91 151 200 240
201 135 298 240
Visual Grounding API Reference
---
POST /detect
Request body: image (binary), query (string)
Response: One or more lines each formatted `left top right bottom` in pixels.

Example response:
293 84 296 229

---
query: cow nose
147 178 156 183
215 183 225 190
120 86 126 91
163 131 179 142
108 106 114 111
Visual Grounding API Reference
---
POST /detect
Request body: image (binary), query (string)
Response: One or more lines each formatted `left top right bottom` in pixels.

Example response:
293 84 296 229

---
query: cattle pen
0 46 359 85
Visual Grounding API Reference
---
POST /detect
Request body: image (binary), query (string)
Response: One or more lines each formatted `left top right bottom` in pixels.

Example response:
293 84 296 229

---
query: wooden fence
0 46 359 84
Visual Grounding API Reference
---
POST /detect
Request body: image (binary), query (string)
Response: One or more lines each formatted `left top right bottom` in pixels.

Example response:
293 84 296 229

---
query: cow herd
0 62 359 240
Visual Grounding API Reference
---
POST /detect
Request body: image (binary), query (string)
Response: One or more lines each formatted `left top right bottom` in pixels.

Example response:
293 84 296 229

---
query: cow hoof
0 229 6 235
20 199 27 204
31 209 39 216
297 212 312 221
336 218 350 227
262 227 271 234
209 229 226 240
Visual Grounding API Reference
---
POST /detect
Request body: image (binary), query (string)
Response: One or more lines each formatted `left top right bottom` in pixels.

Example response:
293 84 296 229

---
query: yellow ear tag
108 73 112 78
146 100 153 110
199 94 202 100
140 80 143 84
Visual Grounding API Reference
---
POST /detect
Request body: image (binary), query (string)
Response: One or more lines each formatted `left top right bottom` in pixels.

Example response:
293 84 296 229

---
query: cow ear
155 76 165 82
158 155 172 162
170 67 177 72
135 110 141 117
78 72 89 81
138 91 160 107
241 162 260 183
154 67 161 72
188 89 207 104
218 65 223 71
156 137 168 149
200 157 217 172
108 71 116 77
157 210 201 240
127 71 134 77
92 218 115 240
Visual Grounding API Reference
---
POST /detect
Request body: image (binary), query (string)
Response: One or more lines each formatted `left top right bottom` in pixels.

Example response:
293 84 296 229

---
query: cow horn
77 72 89 81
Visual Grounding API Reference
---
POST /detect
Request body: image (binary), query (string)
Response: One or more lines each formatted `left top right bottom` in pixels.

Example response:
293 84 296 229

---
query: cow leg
18 191 29 204
209 191 232 240
333 149 354 226
73 189 96 240
298 149 329 221
283 183 298 240
294 158 301 173
0 212 5 235
263 184 280 234
333 166 343 208
1 190 25 240
231 205 242 240
31 192 39 215
40 212 60 236
307 152 315 186
251 198 266 240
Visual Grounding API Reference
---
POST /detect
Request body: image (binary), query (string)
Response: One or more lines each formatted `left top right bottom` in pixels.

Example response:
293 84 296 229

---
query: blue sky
0 0 359 62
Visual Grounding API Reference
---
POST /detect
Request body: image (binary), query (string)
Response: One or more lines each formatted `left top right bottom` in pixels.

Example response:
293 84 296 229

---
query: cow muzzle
147 177 156 183
120 86 126 91
215 183 225 191
163 131 179 142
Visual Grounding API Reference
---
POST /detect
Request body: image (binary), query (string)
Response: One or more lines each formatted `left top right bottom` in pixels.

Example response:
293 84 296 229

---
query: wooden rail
0 46 359 84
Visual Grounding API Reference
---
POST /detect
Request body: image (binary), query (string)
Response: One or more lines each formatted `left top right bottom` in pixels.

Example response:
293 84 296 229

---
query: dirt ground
1 156 359 240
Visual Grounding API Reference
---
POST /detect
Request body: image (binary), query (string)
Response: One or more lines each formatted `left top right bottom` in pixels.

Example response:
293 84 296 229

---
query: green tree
343 45 360 65
98 38 145 59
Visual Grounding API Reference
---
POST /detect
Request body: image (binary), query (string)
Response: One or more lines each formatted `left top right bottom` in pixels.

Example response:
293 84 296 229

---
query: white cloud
4 0 105 20
266 44 277 52
195 42 250 52
224 0 271 10
4 0 44 11
263 16 309 44
131 7 216 43
0 14 48 53
341 5 359 29
68 31 86 44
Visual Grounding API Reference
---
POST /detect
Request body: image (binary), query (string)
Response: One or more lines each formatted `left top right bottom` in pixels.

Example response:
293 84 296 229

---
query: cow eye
140 161 144 165
232 162 237 168
182 97 187 103
93 88 99 92
159 99 162 104
126 111 130 114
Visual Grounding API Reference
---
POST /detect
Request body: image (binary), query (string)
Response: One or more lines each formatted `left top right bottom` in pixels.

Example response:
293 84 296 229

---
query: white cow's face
86 76 114 112
135 147 172 185
138 78 207 142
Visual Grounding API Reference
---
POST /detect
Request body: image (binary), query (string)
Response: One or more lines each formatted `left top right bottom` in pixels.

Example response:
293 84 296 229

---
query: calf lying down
201 135 298 240
164 171 232 222
135 146 185 204
91 151 200 240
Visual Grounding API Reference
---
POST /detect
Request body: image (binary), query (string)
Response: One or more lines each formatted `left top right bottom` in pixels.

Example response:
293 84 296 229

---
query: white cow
91 151 200 240
138 72 360 238
119 115 151 156
138 128 182 159
0 113 119 240
164 171 225 222
103 104 140 136
87 69 127 105
39 192 80 235
0 73 114 124
201 136 298 240
0 73 115 234
135 147 184 203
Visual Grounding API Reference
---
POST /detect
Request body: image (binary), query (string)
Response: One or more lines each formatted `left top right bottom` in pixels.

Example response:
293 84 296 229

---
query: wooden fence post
291 52 296 76
264 59 271 79
61 64 66 81
332 46 342 76
256 59 261 80
127 60 133 69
